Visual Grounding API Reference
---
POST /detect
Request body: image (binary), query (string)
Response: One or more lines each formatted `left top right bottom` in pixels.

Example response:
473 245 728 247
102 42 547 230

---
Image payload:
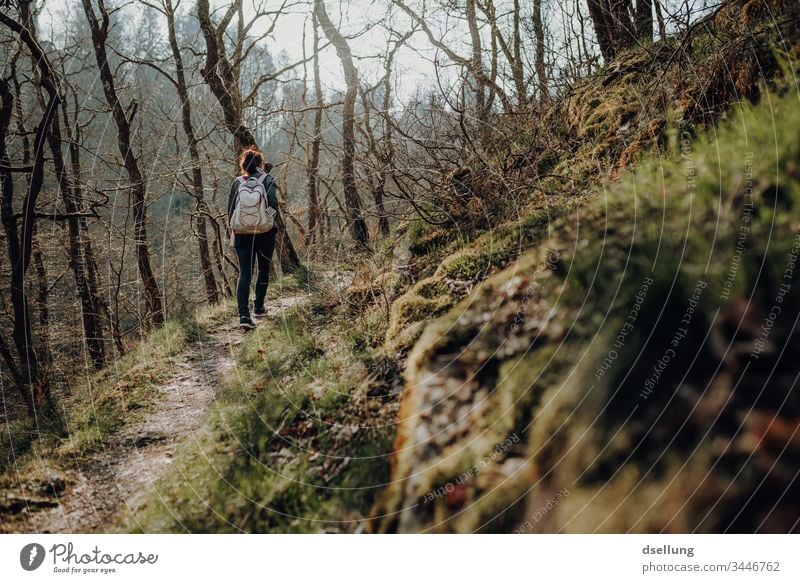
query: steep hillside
365 1 800 532
372 90 800 533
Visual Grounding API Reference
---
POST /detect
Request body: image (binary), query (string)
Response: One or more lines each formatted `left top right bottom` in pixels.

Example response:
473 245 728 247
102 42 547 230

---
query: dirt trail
4 294 309 533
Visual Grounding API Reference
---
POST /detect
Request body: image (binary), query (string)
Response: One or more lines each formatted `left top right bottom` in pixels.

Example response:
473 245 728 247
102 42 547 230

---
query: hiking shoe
253 305 267 318
239 316 256 331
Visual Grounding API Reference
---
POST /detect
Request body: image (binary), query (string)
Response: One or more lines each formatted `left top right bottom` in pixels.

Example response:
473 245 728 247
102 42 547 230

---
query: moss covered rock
384 276 468 353
371 91 800 533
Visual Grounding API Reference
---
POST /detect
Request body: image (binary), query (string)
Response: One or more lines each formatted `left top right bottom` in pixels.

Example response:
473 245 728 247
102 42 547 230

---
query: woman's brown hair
238 147 264 175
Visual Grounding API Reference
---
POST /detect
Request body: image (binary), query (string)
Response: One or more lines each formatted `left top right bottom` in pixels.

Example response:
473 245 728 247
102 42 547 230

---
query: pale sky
35 0 705 104
37 0 453 103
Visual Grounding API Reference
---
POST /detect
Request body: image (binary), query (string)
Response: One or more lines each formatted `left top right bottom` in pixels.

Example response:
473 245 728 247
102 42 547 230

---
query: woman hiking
228 148 278 330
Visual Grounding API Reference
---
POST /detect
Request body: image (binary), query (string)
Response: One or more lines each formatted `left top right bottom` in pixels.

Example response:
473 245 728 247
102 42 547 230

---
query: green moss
436 248 491 280
534 148 561 175
413 277 451 299
393 294 450 330
384 199 571 354
408 227 451 256
384 275 462 350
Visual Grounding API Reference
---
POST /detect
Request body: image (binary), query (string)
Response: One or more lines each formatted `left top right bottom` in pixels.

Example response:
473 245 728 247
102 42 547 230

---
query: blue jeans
234 231 276 317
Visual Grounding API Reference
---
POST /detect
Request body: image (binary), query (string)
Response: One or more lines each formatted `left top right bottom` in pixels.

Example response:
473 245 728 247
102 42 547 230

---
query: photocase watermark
18 542 159 575
720 152 755 301
751 232 800 360
513 488 570 533
509 249 560 333
640 279 707 400
20 543 46 571
421 433 521 504
594 276 653 382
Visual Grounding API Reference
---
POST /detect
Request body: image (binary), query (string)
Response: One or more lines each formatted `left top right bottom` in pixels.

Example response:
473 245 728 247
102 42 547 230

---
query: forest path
5 293 310 534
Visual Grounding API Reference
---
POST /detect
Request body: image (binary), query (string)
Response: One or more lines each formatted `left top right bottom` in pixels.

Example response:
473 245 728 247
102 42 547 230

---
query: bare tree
305 10 323 250
0 6 62 418
162 0 220 304
61 76 121 356
314 0 369 247
36 64 109 368
356 27 413 238
81 0 165 327
587 0 654 62
532 0 549 103
391 0 512 116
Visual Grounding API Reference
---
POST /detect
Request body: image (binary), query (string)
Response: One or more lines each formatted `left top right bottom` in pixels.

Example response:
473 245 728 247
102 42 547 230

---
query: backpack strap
237 173 267 189
258 174 273 209
232 177 246 214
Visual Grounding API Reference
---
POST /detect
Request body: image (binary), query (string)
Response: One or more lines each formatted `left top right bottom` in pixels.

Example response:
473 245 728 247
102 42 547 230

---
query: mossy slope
371 90 800 533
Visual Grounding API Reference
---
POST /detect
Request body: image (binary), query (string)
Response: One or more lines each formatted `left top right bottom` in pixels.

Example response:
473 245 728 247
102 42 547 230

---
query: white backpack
230 173 276 234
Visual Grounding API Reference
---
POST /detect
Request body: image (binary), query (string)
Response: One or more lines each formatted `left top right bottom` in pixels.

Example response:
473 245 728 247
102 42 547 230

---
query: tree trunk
305 11 323 250
314 0 369 247
164 0 219 305
510 0 526 108
207 212 234 296
584 1 653 62
654 0 667 40
586 0 618 62
532 0 549 103
466 0 487 118
47 110 108 367
0 76 55 415
62 90 118 357
635 0 654 43
31 226 52 371
373 184 390 237
81 0 164 327
609 0 634 51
